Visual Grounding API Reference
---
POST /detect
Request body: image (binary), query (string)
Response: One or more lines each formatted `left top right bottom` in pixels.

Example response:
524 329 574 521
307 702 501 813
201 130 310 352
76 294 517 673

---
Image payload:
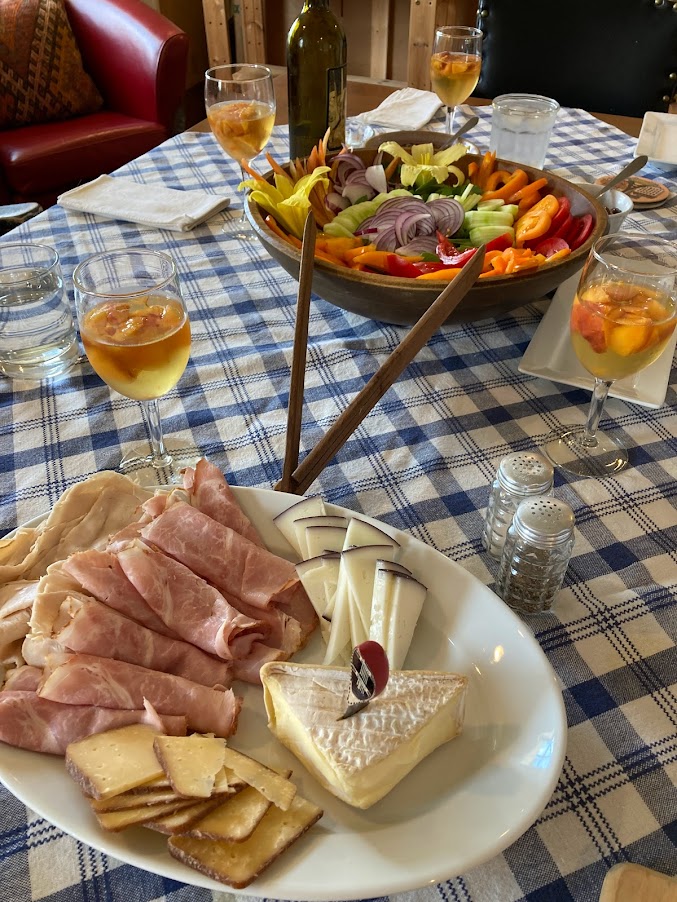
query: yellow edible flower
239 167 331 239
378 141 467 188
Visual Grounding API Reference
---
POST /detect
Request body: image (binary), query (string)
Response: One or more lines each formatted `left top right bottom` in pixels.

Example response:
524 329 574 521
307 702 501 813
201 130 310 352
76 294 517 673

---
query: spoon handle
440 115 479 150
592 155 648 196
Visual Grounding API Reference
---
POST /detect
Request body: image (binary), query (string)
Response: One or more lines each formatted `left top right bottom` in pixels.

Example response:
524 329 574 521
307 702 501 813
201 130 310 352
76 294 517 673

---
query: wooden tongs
275 213 485 495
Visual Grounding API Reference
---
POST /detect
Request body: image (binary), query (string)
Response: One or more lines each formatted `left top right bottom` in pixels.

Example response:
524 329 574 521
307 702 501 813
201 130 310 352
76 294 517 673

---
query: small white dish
635 111 677 170
519 274 677 410
572 181 634 233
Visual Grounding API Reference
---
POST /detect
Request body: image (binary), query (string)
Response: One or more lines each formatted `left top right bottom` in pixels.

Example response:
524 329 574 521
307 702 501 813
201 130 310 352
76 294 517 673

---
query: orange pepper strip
343 243 376 263
490 253 508 274
543 248 572 264
414 268 462 281
467 161 479 181
315 248 348 267
479 269 502 278
264 215 302 248
317 236 364 258
351 251 391 272
484 170 513 192
482 249 505 272
518 191 542 213
508 177 548 203
481 169 529 202
476 151 497 189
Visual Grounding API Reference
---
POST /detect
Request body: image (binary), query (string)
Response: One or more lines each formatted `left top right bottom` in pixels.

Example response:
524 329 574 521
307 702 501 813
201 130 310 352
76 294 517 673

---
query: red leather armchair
0 0 189 208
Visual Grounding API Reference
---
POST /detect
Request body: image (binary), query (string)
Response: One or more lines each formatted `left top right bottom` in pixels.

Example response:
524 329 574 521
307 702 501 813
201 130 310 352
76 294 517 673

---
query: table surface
1 102 676 902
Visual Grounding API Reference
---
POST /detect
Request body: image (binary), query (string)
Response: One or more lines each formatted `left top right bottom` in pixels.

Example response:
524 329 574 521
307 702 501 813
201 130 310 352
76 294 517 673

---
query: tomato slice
552 213 574 241
532 236 570 257
569 213 594 250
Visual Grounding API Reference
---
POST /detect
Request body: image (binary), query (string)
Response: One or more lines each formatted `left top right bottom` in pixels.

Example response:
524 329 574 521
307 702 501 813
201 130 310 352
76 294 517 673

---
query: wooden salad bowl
244 149 608 327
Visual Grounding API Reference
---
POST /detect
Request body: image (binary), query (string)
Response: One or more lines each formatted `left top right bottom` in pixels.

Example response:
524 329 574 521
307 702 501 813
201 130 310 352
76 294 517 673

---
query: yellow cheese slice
221 747 296 811
154 735 227 798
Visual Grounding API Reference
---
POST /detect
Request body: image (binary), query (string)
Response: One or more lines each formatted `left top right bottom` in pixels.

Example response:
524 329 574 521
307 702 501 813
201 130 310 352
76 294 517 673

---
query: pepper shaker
496 496 576 615
482 451 554 560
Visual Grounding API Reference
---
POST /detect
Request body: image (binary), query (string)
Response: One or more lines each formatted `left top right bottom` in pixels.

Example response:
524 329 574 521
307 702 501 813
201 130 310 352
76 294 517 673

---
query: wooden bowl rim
245 151 608 293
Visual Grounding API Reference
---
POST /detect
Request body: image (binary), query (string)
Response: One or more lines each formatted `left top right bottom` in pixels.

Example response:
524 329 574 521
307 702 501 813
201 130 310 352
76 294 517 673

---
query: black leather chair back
474 0 677 118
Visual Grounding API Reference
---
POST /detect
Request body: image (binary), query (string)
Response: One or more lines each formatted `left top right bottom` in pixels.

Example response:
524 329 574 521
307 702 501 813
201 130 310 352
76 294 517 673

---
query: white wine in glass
430 26 482 136
73 249 193 486
544 233 677 478
205 64 276 240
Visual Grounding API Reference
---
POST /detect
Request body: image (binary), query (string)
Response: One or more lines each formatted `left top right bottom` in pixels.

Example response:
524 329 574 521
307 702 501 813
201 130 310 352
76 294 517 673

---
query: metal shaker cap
513 496 575 547
497 451 554 495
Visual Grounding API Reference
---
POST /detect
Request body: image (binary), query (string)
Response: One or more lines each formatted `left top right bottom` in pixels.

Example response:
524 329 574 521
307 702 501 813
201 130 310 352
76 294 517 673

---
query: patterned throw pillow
0 0 103 129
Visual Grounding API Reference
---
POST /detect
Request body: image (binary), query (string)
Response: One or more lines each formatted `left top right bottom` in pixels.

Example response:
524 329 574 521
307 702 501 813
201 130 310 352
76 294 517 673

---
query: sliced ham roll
0 690 186 755
3 664 43 691
62 550 176 638
141 501 313 616
183 459 264 546
116 542 267 661
55 600 232 688
38 654 242 737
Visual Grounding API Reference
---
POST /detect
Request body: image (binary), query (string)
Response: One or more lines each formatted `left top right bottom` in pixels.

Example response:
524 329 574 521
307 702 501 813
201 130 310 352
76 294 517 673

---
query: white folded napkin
355 87 444 131
58 175 230 232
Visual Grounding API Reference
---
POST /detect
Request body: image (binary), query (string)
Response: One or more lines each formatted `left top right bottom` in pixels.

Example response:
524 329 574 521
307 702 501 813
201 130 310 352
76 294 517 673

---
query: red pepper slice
485 232 514 253
568 213 594 250
386 254 425 278
413 261 448 274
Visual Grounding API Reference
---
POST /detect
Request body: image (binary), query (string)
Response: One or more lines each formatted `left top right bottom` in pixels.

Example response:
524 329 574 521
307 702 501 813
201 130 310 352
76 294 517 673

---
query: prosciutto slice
55 600 232 688
183 459 264 546
3 664 43 691
141 502 308 612
117 542 267 661
0 691 186 755
62 550 176 638
38 654 242 737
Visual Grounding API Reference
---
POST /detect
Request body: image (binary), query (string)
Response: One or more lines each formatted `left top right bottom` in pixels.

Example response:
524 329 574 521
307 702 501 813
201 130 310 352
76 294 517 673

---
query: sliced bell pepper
386 254 426 278
508 177 548 203
344 243 376 263
475 151 497 189
351 250 391 272
518 191 542 213
414 267 462 281
484 170 513 192
543 247 572 264
481 169 529 202
485 232 514 253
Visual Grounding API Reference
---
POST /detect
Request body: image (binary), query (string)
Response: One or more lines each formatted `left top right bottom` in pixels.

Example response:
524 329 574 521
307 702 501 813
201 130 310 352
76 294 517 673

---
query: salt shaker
481 451 554 560
496 496 576 615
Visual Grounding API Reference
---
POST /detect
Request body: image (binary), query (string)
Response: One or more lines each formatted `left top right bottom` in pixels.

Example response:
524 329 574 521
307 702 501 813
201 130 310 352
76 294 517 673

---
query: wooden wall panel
201 0 232 66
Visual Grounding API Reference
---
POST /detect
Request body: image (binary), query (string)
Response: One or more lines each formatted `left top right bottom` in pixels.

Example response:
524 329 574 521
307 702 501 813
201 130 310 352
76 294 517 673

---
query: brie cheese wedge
260 661 467 809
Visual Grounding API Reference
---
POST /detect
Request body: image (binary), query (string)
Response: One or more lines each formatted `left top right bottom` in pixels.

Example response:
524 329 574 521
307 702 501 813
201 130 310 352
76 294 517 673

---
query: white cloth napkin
58 175 230 232
355 87 444 131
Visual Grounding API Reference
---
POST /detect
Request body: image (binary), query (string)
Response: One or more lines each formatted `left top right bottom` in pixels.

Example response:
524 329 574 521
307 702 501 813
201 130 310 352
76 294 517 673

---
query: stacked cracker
65 725 323 889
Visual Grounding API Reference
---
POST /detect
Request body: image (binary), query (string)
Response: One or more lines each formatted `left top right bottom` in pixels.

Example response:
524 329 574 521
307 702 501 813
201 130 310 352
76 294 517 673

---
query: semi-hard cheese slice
260 661 468 809
154 735 227 798
65 724 165 800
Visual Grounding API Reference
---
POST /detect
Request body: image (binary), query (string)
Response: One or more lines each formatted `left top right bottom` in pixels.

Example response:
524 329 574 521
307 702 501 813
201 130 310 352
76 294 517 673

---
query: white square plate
635 111 677 169
519 274 677 410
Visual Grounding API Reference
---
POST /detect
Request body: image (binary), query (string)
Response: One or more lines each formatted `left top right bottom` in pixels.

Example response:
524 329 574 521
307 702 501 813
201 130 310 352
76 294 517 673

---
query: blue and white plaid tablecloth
1 104 676 902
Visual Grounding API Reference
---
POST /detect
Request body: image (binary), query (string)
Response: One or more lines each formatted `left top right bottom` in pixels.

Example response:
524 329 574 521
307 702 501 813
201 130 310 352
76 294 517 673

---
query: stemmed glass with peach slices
205 64 276 240
73 248 193 486
544 233 677 477
430 26 482 137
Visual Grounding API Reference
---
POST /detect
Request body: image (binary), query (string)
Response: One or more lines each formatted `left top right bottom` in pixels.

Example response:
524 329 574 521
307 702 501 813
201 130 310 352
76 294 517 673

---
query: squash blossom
239 167 331 239
378 141 467 189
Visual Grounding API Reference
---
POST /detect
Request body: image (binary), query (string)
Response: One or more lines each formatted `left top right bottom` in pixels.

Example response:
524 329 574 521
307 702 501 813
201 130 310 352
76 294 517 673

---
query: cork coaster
595 175 671 208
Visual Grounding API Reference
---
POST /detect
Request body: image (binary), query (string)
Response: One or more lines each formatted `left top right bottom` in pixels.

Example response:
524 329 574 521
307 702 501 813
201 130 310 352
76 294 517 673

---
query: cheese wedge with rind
154 735 226 798
261 661 467 809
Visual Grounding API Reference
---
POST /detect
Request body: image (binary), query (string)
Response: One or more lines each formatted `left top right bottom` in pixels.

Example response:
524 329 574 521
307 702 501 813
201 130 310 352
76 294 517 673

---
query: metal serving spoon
591 154 648 196
439 115 479 150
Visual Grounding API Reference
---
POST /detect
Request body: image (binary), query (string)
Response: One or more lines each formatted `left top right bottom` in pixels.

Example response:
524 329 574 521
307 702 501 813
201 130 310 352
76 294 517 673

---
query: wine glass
544 233 677 478
205 63 276 240
430 25 482 137
73 248 192 486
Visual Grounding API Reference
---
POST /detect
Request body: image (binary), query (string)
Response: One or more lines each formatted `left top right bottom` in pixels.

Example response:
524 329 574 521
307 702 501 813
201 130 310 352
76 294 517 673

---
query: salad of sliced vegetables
239 132 597 282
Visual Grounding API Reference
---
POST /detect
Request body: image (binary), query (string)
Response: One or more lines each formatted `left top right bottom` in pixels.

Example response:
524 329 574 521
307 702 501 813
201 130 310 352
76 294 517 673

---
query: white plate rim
519 274 677 409
0 484 567 901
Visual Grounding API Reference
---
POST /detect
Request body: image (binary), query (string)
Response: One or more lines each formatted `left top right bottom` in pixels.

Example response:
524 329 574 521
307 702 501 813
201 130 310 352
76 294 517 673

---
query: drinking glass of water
490 93 560 169
0 243 79 380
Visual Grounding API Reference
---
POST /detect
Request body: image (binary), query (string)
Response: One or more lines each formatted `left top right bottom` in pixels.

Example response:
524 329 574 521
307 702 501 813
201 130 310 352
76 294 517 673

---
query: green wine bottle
287 0 347 160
